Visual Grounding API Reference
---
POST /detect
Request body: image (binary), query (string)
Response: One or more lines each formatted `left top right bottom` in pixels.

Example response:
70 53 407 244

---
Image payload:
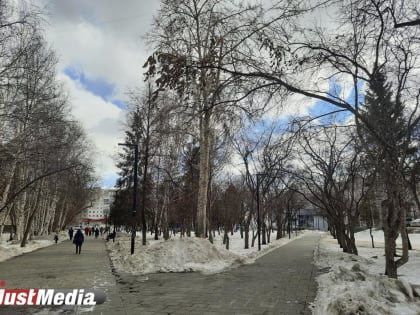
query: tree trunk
382 197 400 278
225 235 229 250
196 111 211 238
0 161 17 218
276 216 283 240
223 230 229 250
21 181 44 247
409 171 420 217
396 200 410 267
251 230 258 247
154 224 159 240
208 227 213 243
163 197 169 241
244 223 249 249
141 171 148 246
0 205 13 237
384 230 398 278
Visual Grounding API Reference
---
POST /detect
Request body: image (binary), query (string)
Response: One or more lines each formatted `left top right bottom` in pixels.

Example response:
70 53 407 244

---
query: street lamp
118 142 138 255
104 209 109 233
256 173 267 251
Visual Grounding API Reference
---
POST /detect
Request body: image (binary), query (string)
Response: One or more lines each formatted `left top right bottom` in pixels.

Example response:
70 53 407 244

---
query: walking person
68 227 74 241
54 232 59 244
73 228 84 254
94 227 99 239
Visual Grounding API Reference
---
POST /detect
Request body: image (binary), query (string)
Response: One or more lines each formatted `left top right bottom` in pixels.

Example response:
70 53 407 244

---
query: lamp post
118 142 138 255
256 173 267 251
104 210 109 233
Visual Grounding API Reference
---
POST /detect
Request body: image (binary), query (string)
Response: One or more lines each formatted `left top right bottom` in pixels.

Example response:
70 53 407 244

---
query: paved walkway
0 233 320 315
0 236 124 314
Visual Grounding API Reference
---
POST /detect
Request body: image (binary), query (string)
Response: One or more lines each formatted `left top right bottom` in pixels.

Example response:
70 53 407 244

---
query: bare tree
216 0 420 278
0 1 95 244
144 0 273 238
385 0 420 28
291 124 367 255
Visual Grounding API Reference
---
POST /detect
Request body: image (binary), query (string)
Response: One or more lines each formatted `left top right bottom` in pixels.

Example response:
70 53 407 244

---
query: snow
312 229 420 315
107 230 306 275
4 227 420 314
109 236 245 274
0 231 67 262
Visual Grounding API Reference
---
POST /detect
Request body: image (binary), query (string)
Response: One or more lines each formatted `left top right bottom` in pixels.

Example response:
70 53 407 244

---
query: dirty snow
312 229 420 315
107 230 306 275
4 227 420 314
0 231 67 262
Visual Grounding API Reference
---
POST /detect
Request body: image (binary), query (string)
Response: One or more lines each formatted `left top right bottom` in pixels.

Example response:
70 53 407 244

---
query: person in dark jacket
73 229 84 254
68 227 74 240
106 230 116 242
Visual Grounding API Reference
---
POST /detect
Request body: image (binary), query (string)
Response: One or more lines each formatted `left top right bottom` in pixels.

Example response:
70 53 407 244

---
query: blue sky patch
309 101 351 124
64 65 127 109
100 174 118 188
308 80 365 124
257 80 366 129
112 99 128 110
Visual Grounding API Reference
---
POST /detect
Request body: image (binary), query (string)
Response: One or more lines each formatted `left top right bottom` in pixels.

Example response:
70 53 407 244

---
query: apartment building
82 188 116 226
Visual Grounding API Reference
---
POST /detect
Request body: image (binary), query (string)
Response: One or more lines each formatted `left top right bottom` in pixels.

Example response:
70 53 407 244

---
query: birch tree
0 1 95 243
144 0 267 237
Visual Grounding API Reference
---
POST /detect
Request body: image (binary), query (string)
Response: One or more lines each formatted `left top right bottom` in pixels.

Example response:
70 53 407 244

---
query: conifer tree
360 68 410 277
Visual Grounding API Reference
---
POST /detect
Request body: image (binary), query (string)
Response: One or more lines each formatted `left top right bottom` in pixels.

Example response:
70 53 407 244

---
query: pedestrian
68 227 74 240
73 228 84 254
54 232 59 244
106 230 116 242
94 227 99 239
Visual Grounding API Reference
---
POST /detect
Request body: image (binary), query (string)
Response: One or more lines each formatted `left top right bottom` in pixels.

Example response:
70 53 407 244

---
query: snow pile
0 232 67 262
108 236 250 275
313 233 420 315
0 239 53 262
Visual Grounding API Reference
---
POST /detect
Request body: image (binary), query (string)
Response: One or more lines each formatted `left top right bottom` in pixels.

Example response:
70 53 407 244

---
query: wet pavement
0 233 320 315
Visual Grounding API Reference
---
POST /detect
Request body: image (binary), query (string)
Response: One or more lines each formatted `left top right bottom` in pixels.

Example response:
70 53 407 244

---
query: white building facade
82 188 116 226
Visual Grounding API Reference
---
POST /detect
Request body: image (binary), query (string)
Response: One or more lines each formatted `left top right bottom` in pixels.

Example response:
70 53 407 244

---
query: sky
35 0 359 188
37 0 161 187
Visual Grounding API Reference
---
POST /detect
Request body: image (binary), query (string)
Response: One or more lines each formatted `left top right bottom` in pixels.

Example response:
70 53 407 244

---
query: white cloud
37 0 361 187
35 0 162 186
47 21 146 100
41 0 160 98
59 74 126 185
